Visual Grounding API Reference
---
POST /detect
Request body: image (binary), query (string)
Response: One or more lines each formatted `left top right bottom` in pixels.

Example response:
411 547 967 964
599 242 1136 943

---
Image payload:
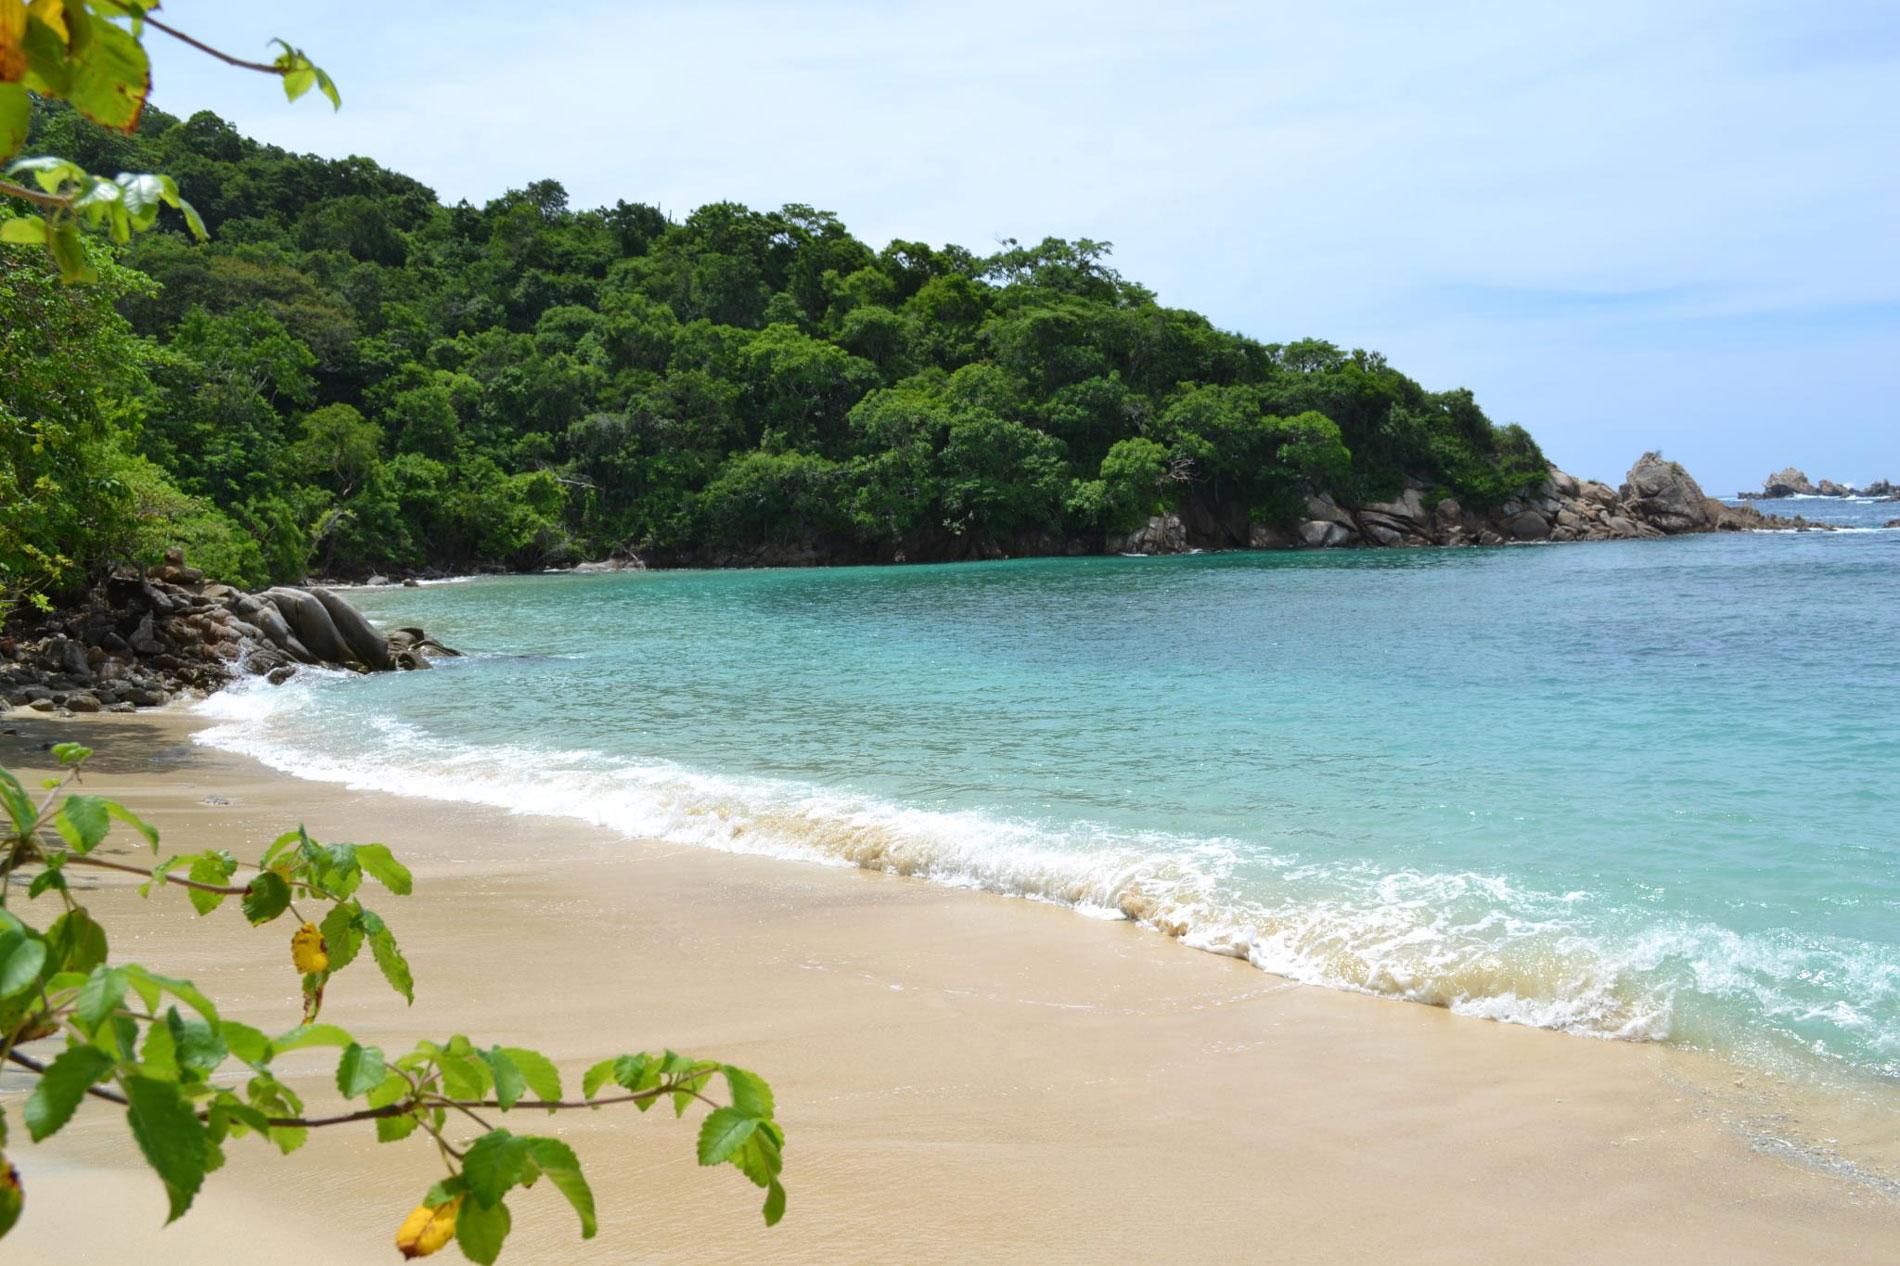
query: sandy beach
2 710 1897 1264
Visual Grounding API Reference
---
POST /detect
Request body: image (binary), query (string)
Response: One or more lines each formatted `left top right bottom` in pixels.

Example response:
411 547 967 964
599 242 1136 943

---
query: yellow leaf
290 921 329 975
0 0 27 84
395 1195 460 1258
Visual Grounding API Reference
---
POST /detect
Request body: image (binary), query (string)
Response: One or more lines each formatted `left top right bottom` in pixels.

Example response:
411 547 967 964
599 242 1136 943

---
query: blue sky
145 1 1899 493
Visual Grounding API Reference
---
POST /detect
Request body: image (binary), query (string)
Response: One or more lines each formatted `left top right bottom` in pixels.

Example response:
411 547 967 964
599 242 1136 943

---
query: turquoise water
196 506 1900 1083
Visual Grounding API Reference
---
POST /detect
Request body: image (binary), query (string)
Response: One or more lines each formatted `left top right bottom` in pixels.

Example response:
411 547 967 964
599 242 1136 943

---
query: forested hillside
3 100 1547 612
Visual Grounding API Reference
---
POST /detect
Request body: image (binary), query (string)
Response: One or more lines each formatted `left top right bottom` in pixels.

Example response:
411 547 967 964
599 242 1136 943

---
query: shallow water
196 504 1900 1087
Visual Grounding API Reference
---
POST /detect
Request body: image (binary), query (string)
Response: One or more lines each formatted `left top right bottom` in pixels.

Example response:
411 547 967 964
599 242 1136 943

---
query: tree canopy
4 92 1547 610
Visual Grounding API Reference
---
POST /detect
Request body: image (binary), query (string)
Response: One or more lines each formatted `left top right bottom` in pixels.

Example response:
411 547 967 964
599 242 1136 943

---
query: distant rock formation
1112 453 1824 556
2 550 457 714
1741 469 1894 499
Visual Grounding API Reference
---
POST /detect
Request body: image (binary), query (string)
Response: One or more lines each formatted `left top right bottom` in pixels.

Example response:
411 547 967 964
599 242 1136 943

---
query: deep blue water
197 501 1900 1082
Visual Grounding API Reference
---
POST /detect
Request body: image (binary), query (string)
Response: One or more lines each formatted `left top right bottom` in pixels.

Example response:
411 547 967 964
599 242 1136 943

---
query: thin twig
61 853 251 896
3 1051 715 1126
0 179 67 210
140 14 285 76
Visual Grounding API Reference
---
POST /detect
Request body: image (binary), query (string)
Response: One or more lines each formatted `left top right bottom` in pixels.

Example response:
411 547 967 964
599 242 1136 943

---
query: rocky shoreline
1107 452 1826 555
1 550 456 718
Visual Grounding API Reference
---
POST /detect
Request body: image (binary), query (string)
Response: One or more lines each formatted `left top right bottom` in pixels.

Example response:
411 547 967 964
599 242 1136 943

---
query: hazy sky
146 1 1899 493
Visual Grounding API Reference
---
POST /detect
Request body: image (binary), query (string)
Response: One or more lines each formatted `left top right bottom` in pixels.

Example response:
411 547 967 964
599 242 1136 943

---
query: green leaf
525 1137 596 1238
52 794 110 853
65 9 151 133
723 1065 775 1119
499 1047 561 1106
165 1008 228 1078
318 901 363 972
697 1107 759 1166
763 1178 787 1227
0 769 35 834
437 1053 488 1101
0 214 48 246
208 1095 272 1140
240 871 292 925
422 1174 467 1208
47 908 107 974
368 1073 418 1143
455 1196 512 1265
0 932 47 999
0 83 29 162
27 868 66 899
365 918 412 1004
353 843 412 895
122 968 218 1024
74 966 128 1032
733 1121 785 1189
49 220 96 284
24 1044 114 1141
123 1075 207 1224
259 829 304 870
139 1017 178 1081
218 1020 272 1069
461 1130 529 1208
106 801 159 850
335 1043 385 1098
185 852 238 915
482 1047 524 1111
49 743 91 767
271 1023 353 1053
581 1058 617 1100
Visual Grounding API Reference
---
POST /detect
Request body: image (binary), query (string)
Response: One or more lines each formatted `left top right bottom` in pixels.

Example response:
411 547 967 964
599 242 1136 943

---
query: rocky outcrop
1762 467 1818 497
2 551 457 715
1620 451 1720 533
1743 470 1893 499
1242 453 1824 554
1108 512 1190 555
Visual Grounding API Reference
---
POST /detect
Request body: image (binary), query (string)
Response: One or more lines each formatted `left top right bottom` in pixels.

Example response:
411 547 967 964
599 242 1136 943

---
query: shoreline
3 710 1899 1262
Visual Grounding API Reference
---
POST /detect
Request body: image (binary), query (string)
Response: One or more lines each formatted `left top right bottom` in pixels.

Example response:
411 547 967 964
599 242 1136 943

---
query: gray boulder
262 588 354 665
1622 453 1717 534
1504 510 1552 540
311 587 393 670
1108 512 1190 555
1298 519 1354 548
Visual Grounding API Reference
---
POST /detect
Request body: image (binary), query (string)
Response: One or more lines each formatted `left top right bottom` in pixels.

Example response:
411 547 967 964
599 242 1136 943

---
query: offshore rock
1763 467 1818 497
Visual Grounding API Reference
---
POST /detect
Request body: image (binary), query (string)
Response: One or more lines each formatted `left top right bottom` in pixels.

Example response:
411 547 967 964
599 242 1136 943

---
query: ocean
195 499 1900 1089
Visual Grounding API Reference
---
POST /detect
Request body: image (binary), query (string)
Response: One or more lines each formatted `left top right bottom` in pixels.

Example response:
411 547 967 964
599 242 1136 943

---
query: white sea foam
189 676 1896 1068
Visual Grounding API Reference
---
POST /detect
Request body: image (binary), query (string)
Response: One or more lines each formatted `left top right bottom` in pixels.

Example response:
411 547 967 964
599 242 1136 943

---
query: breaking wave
192 673 1900 1079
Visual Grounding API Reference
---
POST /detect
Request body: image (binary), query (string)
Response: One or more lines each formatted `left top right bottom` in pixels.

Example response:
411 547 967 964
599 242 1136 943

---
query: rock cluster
2 550 456 715
1743 469 1896 499
1110 453 1823 555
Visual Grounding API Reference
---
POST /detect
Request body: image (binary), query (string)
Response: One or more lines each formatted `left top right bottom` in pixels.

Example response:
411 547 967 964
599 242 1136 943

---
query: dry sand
1 711 1897 1264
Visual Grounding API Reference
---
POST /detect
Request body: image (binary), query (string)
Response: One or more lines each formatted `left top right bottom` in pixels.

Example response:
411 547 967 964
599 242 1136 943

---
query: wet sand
2 711 1897 1264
